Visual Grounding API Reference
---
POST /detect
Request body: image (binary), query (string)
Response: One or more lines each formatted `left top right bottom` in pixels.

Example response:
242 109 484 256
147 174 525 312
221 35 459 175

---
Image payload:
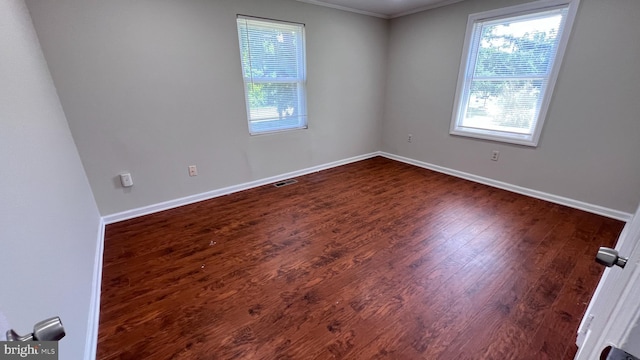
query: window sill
249 124 308 136
449 127 539 147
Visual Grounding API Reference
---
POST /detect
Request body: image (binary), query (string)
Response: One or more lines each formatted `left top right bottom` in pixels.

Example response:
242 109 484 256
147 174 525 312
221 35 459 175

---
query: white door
575 203 640 359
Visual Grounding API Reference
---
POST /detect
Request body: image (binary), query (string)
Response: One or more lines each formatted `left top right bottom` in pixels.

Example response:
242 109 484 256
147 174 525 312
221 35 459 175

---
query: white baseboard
103 152 381 224
104 150 632 225
380 152 633 222
84 218 105 360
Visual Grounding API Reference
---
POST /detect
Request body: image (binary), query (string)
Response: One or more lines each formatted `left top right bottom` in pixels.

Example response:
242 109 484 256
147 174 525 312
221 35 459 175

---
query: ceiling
295 0 465 18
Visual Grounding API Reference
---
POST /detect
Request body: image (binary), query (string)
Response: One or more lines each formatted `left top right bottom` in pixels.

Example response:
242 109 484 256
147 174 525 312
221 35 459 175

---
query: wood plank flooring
98 157 624 359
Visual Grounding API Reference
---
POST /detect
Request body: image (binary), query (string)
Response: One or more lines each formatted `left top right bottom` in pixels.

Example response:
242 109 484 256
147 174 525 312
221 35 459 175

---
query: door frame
576 204 640 359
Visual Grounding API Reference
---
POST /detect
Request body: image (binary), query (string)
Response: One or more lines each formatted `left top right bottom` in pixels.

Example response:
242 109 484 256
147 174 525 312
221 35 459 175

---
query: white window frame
450 0 580 147
236 15 308 135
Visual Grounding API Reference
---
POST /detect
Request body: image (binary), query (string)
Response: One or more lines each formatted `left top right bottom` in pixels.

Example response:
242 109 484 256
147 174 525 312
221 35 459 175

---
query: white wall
25 0 388 216
383 0 640 214
27 0 640 217
0 0 102 358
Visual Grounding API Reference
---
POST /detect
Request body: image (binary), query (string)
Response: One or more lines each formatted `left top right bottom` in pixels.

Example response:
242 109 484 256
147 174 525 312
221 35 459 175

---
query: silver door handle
596 247 628 269
5 317 65 341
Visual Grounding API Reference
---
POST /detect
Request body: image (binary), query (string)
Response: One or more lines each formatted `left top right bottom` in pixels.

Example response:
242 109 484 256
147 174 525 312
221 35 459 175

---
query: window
236 16 307 135
450 0 579 146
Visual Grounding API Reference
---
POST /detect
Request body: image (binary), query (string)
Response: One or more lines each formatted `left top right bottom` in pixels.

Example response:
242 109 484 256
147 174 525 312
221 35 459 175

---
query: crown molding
390 0 466 18
294 0 389 19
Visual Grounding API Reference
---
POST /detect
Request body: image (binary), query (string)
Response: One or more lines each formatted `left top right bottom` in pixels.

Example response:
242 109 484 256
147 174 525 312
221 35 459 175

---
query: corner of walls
381 0 640 216
378 17 392 152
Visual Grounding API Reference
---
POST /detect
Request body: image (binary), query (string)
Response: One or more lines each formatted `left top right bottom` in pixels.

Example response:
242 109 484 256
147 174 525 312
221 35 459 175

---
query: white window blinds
450 0 579 146
236 16 307 134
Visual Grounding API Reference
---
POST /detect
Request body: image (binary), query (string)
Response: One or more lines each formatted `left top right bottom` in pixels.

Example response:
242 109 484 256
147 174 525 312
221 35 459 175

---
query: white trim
294 0 389 19
84 218 105 360
379 152 632 222
104 150 633 225
449 0 581 147
237 16 308 135
575 205 640 359
619 263 640 352
294 0 465 19
390 0 466 19
103 152 381 224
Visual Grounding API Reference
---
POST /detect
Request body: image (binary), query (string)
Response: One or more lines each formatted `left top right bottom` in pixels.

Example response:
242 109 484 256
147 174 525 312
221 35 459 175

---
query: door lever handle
596 247 628 269
5 317 65 341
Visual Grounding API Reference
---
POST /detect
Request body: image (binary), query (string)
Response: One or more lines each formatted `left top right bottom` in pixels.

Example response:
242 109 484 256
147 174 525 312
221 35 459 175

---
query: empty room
2 0 640 359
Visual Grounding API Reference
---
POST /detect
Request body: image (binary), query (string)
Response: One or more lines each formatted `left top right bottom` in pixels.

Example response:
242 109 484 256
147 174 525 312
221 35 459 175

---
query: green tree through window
237 16 307 134
450 0 579 146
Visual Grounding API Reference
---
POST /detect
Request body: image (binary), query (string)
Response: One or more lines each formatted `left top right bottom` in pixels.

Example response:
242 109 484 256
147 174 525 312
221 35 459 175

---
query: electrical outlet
408 134 413 143
120 173 133 187
188 165 198 177
491 150 500 161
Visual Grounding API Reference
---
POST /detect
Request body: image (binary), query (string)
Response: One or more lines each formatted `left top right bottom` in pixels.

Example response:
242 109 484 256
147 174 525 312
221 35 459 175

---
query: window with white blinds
236 16 307 135
450 0 579 146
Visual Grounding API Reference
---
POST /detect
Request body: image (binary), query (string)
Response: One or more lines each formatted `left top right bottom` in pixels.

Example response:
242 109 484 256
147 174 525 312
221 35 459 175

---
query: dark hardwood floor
98 157 624 359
